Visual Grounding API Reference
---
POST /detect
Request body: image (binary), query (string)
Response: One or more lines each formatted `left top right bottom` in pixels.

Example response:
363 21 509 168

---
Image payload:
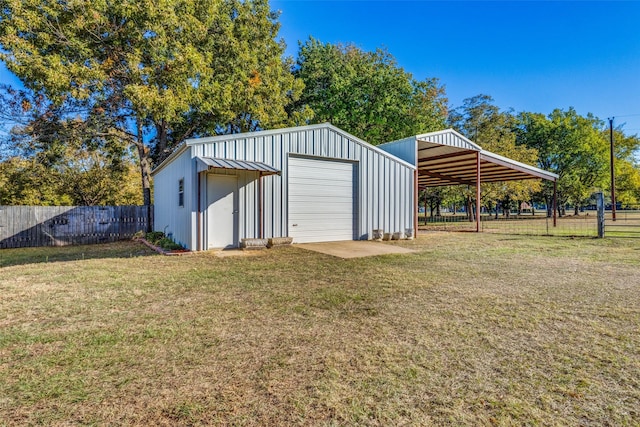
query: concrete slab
297 240 417 259
206 248 266 258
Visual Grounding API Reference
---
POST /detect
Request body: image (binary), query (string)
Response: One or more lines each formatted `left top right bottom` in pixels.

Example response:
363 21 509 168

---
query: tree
449 95 541 217
614 159 640 206
421 187 445 219
0 157 70 205
0 0 307 206
515 108 609 216
609 129 640 207
294 38 447 145
0 86 141 205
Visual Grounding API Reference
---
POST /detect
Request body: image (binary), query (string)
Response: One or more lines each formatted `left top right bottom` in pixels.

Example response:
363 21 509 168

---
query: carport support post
259 174 264 239
414 170 418 235
476 151 481 232
553 179 557 227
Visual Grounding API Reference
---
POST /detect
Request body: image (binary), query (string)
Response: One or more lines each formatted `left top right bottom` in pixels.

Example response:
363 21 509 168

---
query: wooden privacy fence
0 205 152 249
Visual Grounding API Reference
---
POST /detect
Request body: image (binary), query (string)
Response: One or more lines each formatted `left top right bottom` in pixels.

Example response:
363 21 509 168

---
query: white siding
377 137 417 165
415 129 481 151
153 148 196 249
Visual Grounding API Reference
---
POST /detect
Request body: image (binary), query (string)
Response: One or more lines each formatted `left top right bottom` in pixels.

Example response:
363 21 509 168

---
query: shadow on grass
0 240 158 268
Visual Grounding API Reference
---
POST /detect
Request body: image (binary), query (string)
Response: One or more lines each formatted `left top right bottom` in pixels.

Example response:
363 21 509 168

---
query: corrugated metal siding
416 129 480 151
153 148 196 248
192 125 415 241
378 137 417 165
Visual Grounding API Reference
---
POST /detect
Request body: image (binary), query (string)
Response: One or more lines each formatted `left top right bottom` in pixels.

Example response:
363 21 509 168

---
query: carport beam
476 152 481 232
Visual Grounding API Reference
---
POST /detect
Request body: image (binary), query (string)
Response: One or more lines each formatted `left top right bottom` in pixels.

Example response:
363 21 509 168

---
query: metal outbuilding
379 129 559 231
152 123 416 250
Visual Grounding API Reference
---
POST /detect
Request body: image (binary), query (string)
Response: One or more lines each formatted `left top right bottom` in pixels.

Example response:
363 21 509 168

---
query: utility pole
609 117 616 221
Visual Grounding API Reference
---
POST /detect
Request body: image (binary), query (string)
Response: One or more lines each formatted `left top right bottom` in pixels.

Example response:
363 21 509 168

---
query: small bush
143 232 185 251
157 237 184 251
145 231 166 244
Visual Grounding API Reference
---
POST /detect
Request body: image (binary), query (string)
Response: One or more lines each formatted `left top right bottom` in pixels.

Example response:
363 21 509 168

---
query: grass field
1 233 639 425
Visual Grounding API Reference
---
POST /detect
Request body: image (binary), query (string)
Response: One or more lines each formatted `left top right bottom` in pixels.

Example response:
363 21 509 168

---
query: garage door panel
289 188 352 197
290 174 353 182
293 162 354 173
289 205 354 215
289 178 353 188
288 156 356 243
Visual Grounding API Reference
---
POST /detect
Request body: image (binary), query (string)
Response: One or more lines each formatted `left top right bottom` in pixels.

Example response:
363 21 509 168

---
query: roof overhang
411 130 558 187
196 157 280 176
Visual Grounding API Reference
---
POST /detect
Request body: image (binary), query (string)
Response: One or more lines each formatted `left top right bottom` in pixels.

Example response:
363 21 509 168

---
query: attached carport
379 129 559 232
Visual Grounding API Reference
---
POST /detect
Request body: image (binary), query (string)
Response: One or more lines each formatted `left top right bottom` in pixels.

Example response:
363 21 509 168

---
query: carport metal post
259 173 264 239
553 179 557 227
414 169 418 235
476 151 481 232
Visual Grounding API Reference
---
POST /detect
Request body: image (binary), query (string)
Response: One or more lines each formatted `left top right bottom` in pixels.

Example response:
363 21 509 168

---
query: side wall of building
153 147 196 249
377 137 417 165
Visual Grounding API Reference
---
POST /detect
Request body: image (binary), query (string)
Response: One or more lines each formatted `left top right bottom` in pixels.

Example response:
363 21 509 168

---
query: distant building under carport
379 129 559 232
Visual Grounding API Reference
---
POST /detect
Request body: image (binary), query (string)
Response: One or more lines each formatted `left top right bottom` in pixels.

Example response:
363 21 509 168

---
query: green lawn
1 234 639 425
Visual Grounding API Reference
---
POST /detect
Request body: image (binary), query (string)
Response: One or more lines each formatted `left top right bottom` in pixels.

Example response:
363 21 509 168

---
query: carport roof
380 129 558 187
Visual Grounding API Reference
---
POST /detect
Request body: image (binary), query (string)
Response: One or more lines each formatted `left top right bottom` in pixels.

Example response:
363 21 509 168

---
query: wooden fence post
596 192 605 238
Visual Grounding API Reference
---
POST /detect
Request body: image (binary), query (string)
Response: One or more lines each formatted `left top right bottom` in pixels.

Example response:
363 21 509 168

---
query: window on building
178 178 184 207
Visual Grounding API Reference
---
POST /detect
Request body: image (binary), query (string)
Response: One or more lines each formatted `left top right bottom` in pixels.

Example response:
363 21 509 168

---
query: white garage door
288 156 356 243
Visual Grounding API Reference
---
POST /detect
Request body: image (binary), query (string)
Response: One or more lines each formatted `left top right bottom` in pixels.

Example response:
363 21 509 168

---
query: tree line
1 0 638 211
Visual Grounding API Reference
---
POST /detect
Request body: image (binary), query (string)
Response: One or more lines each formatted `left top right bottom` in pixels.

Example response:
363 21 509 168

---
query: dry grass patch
1 234 639 425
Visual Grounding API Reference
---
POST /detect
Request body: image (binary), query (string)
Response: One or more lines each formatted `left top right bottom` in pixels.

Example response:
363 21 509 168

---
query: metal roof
185 122 415 170
153 123 417 176
410 129 558 187
196 157 281 176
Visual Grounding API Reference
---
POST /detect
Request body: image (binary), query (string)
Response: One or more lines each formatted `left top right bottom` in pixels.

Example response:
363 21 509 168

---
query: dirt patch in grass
1 234 639 425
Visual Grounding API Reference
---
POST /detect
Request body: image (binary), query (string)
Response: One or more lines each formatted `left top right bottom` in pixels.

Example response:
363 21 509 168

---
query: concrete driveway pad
297 240 417 259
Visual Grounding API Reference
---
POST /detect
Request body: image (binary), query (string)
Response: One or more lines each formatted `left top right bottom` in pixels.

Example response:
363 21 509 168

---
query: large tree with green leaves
0 0 307 205
515 108 610 216
294 38 447 145
0 86 141 205
448 95 540 217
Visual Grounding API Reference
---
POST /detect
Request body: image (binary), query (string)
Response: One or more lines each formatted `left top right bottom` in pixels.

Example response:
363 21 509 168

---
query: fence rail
0 205 152 249
605 207 640 237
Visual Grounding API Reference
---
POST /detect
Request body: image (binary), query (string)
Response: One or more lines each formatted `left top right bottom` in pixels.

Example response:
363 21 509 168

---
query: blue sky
272 0 640 134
